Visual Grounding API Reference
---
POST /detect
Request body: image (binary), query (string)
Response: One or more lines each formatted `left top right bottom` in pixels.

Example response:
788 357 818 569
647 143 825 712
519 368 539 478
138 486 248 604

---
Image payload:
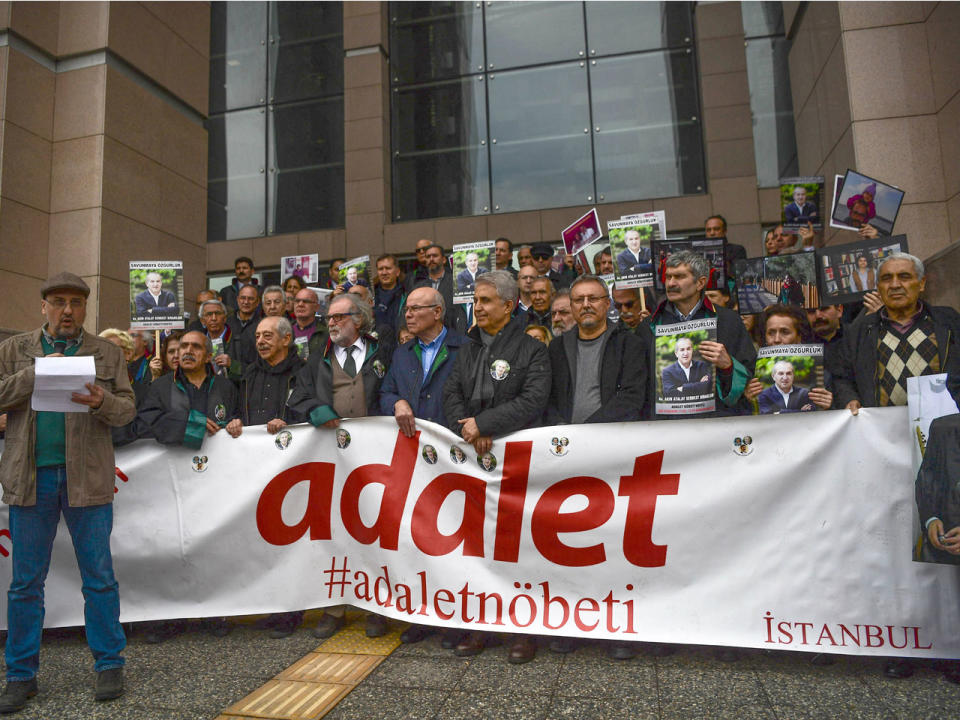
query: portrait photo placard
733 254 819 315
654 318 717 416
129 261 184 331
815 235 908 305
561 208 602 257
451 240 494 303
607 211 663 289
780 176 825 230
830 169 905 235
281 254 319 284
651 237 726 292
338 255 370 290
753 344 825 415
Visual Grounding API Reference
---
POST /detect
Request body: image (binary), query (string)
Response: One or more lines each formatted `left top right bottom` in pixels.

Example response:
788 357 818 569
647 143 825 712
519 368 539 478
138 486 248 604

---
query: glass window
745 37 797 186
390 2 485 84
484 1 585 71
488 63 593 212
393 77 489 219
591 50 704 201
210 2 268 114
741 1 785 38
207 109 267 241
585 2 693 57
269 2 343 104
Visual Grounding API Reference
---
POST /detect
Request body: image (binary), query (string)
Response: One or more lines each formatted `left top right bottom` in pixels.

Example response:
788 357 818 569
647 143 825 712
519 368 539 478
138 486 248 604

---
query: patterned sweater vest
876 314 939 406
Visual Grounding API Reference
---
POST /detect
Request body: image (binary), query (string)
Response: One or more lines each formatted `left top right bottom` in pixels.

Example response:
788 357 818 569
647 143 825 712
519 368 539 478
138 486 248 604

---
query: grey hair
773 359 795 374
569 274 607 295
146 271 162 282
551 288 570 306
878 252 924 279
199 299 227 316
330 292 374 334
666 250 710 280
475 269 519 305
262 285 285 299
258 315 293 343
183 330 214 357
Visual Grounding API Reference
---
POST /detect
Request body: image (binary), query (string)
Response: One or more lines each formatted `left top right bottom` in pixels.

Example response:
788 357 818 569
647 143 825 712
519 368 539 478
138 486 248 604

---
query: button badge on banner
732 435 754 456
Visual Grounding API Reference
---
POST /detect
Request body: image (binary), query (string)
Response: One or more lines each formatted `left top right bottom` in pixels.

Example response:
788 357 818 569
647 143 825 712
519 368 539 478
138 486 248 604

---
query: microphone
52 338 67 354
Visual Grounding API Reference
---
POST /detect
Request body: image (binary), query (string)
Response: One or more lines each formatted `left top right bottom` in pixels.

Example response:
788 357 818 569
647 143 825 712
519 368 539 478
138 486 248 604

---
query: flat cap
41 271 90 298
530 242 554 258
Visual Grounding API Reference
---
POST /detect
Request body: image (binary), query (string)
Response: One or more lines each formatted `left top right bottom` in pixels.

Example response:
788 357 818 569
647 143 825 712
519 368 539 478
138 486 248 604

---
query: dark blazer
617 247 652 275
545 324 647 425
379 330 468 426
134 289 178 316
661 359 712 397
916 412 960 564
456 267 486 294
757 384 813 414
239 350 306 426
138 370 240 450
784 201 818 225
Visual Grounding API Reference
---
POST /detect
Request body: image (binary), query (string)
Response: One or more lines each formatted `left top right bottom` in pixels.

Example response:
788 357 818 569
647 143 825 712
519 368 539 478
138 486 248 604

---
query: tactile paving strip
219 615 401 720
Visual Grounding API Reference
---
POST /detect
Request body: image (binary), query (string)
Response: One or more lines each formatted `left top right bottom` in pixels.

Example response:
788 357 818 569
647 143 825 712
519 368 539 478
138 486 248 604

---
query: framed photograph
815 235 908 305
830 169 905 235
129 261 184 331
654 319 718 416
651 236 726 291
338 255 370 290
281 254 319 284
781 176 824 230
753 345 825 415
607 211 663 289
451 240 495 304
733 253 819 314
561 208 602 257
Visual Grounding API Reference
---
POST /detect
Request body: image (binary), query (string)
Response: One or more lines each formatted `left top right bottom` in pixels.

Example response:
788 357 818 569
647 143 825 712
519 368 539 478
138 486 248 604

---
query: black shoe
143 620 181 645
400 624 432 644
312 612 346 639
202 617 233 638
269 612 302 639
810 653 836 666
95 668 124 701
508 636 537 664
365 614 388 638
549 636 577 654
0 679 37 713
607 641 638 660
884 659 914 679
440 628 467 649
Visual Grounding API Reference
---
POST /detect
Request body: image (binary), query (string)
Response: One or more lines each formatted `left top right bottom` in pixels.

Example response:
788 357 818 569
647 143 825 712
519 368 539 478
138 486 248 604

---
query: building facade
0 0 957 333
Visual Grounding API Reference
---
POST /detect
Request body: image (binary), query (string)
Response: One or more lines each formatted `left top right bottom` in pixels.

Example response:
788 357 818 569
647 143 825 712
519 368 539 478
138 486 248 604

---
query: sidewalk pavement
2 619 958 719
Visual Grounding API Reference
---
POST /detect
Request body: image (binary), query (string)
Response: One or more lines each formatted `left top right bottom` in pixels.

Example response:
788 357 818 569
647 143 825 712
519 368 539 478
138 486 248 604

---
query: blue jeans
6 466 125 680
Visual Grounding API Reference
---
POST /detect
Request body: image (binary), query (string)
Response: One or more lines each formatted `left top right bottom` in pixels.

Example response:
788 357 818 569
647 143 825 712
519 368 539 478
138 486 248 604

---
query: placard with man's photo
338 255 370 290
753 345 825 415
651 237 726 292
733 253 819 315
654 319 717 416
129 261 184 331
815 235 908 305
780 176 825 230
281 253 319 284
451 240 494 304
830 169 905 235
607 211 663 289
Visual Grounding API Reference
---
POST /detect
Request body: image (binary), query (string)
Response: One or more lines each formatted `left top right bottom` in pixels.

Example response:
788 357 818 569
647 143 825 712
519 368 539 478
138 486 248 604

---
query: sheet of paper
31 356 96 412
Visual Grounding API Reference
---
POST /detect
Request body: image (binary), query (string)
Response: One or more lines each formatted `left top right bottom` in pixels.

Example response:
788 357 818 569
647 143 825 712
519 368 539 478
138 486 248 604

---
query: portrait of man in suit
757 360 815 413
661 337 712 397
784 186 819 226
456 252 486 293
616 229 652 275
134 272 179 316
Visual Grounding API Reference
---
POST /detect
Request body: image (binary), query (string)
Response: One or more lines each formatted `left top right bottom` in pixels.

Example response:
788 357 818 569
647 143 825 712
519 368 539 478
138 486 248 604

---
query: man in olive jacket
0 272 136 711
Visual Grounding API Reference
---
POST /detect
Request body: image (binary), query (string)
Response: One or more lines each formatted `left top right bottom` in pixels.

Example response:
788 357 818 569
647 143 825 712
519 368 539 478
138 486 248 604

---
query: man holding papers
0 272 135 711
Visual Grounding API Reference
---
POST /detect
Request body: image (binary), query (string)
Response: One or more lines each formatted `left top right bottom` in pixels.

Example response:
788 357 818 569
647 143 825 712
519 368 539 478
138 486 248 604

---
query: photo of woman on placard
852 255 876 291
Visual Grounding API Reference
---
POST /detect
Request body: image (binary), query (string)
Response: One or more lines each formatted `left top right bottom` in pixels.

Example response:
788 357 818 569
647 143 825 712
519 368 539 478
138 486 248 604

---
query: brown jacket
0 328 136 507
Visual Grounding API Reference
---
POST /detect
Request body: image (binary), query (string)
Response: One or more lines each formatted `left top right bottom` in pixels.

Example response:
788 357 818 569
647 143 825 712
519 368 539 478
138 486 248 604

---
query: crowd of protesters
0 212 958 711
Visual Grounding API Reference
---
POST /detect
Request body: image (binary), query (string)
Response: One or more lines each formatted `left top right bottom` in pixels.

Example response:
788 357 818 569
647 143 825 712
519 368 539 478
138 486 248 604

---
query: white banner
1 408 959 658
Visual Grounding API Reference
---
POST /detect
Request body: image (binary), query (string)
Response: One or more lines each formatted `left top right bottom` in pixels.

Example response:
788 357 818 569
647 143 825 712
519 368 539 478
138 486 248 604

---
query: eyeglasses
570 295 609 306
405 304 438 314
613 300 639 310
327 312 358 324
45 298 85 310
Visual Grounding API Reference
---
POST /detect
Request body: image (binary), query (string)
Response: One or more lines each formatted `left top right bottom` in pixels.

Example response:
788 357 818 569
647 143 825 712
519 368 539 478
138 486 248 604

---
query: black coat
287 334 392 426
442 317 551 437
834 304 960 408
545 324 647 425
138 370 240 449
916 412 960 565
239 350 306 426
